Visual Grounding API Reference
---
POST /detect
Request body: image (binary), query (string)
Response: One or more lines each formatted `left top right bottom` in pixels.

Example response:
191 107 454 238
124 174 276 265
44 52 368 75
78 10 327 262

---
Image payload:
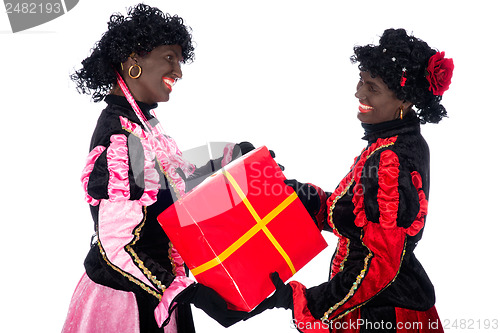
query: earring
399 105 404 120
128 64 142 79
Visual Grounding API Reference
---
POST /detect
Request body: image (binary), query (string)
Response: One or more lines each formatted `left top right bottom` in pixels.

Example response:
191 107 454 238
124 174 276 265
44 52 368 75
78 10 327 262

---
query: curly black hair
71 3 194 102
351 28 447 124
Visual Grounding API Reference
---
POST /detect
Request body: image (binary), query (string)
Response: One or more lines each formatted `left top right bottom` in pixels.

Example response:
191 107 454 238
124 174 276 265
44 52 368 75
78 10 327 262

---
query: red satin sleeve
322 223 407 321
377 150 400 229
290 281 330 333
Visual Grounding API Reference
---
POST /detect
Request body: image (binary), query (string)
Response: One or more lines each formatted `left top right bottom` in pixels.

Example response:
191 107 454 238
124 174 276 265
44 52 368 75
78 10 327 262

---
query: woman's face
124 44 183 104
355 71 410 124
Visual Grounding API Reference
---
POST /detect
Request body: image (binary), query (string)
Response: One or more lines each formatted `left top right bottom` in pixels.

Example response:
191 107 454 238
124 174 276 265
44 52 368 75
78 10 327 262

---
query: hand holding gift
158 146 327 314
174 282 251 327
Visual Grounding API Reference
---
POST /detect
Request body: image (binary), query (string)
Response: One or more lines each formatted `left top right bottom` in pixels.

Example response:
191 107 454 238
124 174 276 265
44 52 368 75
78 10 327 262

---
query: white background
1 1 499 332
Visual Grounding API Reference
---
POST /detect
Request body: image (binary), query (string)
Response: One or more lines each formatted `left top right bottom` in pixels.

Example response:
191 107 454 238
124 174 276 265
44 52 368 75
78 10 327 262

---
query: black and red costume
290 113 443 332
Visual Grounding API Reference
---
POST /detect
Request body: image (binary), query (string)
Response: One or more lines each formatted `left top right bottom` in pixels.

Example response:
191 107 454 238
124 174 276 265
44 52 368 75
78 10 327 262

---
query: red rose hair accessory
426 51 454 96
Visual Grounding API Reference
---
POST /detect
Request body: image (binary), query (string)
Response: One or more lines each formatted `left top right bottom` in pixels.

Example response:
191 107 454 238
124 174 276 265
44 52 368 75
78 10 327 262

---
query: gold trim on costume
97 233 163 301
126 207 167 292
322 139 399 321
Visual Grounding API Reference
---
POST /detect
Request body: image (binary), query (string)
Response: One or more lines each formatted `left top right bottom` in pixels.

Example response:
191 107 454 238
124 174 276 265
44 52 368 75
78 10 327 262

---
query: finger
283 179 298 188
270 271 284 288
238 142 255 155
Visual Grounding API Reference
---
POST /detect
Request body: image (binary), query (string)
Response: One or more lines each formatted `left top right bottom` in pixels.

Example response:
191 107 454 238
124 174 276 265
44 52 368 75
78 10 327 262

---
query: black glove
174 283 250 327
246 272 293 313
269 272 293 309
233 141 285 171
232 141 255 157
284 179 321 221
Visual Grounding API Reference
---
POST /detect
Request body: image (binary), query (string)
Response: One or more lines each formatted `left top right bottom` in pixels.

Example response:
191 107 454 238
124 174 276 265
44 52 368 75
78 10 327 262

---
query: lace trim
120 115 184 199
138 136 160 206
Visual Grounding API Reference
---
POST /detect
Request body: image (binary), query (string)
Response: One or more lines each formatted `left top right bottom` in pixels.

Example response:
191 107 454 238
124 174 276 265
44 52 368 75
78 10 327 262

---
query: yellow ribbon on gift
190 169 297 276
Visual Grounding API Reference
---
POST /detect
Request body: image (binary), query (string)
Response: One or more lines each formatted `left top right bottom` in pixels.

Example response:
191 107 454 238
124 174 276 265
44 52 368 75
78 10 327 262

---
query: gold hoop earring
128 64 142 79
399 105 404 120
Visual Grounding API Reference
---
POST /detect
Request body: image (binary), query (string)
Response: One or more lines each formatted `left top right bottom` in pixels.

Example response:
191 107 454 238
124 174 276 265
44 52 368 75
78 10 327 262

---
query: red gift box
158 146 327 311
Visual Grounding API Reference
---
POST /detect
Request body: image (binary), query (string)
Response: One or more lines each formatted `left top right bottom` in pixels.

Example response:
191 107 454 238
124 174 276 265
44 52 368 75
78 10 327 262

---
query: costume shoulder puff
359 147 427 236
81 126 160 206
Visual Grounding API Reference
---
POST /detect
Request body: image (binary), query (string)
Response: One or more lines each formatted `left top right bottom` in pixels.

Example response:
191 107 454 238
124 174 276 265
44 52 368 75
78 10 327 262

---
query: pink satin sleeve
81 129 160 206
98 199 157 290
154 276 195 328
152 238 192 327
107 134 131 201
81 145 106 206
170 245 187 277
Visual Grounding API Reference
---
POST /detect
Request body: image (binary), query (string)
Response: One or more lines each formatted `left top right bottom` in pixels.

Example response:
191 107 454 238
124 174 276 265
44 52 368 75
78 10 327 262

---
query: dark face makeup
355 71 408 124
125 44 184 104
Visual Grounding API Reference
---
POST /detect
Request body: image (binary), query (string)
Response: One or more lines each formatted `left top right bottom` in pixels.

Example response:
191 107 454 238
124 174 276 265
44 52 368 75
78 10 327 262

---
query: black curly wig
351 28 447 124
71 3 194 102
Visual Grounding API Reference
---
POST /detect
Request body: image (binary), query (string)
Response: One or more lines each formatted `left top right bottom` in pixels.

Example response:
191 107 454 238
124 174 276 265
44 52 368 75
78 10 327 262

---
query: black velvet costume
289 112 443 332
77 95 230 332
